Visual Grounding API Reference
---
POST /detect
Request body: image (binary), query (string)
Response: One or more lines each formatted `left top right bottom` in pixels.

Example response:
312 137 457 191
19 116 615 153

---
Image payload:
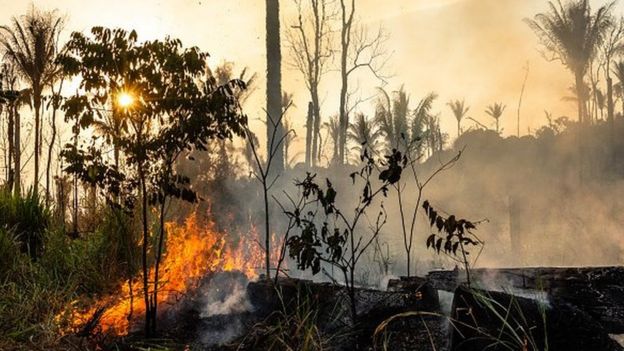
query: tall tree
337 0 388 164
286 0 333 167
526 0 614 123
60 27 247 336
600 17 624 167
613 60 624 116
485 102 506 134
375 86 409 152
0 7 64 193
0 63 24 195
448 99 469 138
266 0 284 174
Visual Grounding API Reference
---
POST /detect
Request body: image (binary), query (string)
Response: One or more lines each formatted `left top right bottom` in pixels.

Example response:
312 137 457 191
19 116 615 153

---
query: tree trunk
13 104 20 196
266 0 284 173
607 76 616 170
151 198 167 336
34 92 41 194
338 54 348 165
7 102 14 193
575 70 586 181
338 0 351 165
576 70 586 123
139 167 152 337
311 88 321 166
305 101 313 167
46 97 58 205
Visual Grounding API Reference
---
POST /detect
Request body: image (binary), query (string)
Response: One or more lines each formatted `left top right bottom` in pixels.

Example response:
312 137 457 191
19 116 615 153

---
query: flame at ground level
59 212 283 335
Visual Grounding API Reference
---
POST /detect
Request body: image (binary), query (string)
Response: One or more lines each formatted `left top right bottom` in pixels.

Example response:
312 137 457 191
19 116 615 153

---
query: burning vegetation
5 0 624 350
59 212 274 336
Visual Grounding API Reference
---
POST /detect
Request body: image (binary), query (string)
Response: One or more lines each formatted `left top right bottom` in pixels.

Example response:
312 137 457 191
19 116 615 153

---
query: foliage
485 102 506 133
423 200 483 285
284 149 399 323
59 26 248 335
0 188 50 259
447 99 469 137
347 112 382 161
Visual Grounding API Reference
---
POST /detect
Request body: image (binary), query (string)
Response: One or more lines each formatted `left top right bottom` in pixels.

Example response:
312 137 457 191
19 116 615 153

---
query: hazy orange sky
0 0 621 160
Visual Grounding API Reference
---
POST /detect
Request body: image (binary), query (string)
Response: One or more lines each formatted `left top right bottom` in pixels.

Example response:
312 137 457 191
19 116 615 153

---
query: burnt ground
85 267 624 350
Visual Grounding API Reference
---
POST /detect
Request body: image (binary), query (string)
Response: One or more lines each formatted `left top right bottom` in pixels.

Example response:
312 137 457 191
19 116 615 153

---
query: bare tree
517 62 529 137
337 0 389 164
286 0 334 167
245 103 294 280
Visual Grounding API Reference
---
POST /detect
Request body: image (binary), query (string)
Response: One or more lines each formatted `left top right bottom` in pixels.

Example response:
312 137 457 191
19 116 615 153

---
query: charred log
428 266 624 333
450 286 623 351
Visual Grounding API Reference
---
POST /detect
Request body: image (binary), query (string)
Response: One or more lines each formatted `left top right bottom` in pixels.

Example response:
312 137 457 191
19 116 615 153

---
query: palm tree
0 7 64 194
526 0 614 123
347 112 381 159
613 60 624 116
375 86 410 152
447 99 469 138
485 102 506 134
411 92 438 157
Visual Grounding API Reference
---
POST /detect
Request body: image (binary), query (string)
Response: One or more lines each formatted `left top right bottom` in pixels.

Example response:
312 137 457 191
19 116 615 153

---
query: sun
117 92 135 108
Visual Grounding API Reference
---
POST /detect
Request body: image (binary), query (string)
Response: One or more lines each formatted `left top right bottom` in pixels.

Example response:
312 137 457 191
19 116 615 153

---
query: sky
0 0 622 161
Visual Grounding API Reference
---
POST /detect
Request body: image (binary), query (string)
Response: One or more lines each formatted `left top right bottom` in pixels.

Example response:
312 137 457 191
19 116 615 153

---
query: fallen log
428 266 624 333
247 276 440 349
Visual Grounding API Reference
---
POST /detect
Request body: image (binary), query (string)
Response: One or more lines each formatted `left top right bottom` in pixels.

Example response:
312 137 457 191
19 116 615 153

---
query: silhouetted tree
485 102 506 134
286 0 333 167
448 99 469 138
347 112 381 160
285 150 397 326
0 7 65 193
338 0 388 164
600 17 624 124
614 60 624 116
526 0 614 123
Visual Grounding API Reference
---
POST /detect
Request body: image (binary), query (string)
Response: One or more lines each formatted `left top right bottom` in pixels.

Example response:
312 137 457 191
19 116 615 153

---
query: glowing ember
58 212 282 336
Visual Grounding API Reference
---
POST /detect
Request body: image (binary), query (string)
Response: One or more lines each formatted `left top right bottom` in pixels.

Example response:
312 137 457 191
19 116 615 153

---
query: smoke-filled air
3 0 624 350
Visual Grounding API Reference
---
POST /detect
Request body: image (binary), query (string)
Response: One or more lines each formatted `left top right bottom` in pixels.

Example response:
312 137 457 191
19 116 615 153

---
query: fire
59 212 283 336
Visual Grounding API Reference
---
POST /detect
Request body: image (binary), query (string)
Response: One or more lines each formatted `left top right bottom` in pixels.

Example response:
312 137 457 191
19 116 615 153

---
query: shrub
0 189 50 259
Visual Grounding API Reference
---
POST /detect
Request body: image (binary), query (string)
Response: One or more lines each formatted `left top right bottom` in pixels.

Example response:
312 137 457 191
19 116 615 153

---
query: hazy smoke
197 271 252 346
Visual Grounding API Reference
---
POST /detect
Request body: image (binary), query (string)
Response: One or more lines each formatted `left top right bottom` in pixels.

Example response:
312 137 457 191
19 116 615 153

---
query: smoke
197 271 252 346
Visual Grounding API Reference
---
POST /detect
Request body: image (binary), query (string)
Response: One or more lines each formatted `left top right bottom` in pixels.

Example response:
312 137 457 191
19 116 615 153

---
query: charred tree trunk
265 0 283 173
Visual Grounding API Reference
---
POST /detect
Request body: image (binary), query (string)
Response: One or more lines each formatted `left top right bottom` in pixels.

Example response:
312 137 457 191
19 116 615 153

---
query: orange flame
59 212 284 336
